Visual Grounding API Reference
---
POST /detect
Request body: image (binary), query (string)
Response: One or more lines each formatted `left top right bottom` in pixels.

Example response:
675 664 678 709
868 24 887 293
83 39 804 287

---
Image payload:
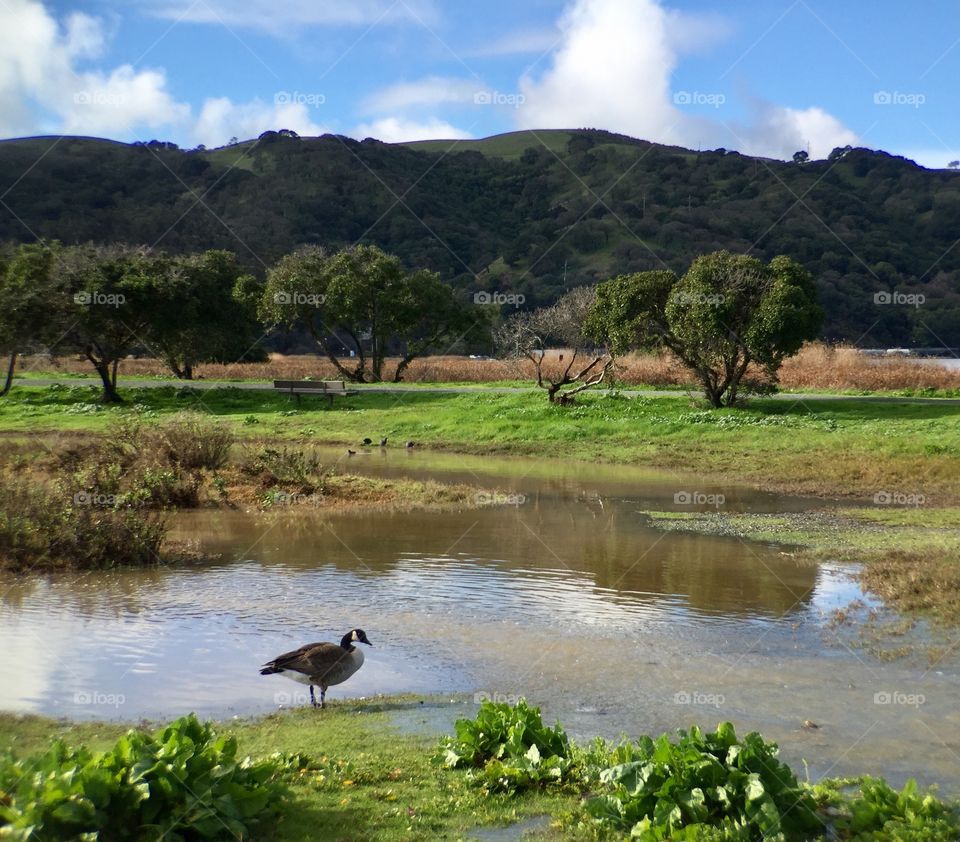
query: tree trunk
183 363 193 380
0 352 16 397
110 359 119 388
94 361 124 403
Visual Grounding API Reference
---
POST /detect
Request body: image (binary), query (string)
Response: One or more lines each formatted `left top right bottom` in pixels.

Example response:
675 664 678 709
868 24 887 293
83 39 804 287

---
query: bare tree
495 286 612 404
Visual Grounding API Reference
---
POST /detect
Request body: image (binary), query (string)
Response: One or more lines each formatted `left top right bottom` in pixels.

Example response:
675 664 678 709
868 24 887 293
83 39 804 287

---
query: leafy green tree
586 251 823 407
261 244 481 382
0 242 61 396
147 250 265 379
55 244 168 402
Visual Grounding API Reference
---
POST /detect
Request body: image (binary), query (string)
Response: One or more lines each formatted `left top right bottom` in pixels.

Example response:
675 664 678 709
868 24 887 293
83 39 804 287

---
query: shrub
436 699 574 793
158 412 233 470
584 722 823 840
0 475 167 571
242 446 331 493
0 714 300 839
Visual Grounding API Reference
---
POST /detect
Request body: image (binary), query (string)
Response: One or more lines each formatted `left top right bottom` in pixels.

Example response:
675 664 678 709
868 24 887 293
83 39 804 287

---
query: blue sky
4 0 958 166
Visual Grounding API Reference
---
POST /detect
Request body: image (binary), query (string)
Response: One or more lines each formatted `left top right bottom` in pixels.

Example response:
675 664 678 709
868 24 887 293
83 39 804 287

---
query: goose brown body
260 628 372 707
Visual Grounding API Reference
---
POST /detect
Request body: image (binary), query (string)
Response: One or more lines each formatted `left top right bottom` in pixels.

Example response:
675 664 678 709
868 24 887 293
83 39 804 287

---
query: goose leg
320 686 326 709
309 685 317 708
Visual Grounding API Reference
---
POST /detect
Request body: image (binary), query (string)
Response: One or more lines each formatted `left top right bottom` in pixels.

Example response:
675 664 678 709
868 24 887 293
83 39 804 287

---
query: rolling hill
1 128 958 347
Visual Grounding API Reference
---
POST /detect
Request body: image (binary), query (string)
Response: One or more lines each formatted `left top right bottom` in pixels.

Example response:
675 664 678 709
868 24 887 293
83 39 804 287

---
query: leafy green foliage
811 776 960 840
583 722 823 840
588 252 823 406
0 714 300 840
436 699 574 793
260 244 482 382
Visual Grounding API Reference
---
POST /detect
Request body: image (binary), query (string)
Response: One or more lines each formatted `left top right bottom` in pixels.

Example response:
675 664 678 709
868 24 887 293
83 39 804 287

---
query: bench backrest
273 379 348 392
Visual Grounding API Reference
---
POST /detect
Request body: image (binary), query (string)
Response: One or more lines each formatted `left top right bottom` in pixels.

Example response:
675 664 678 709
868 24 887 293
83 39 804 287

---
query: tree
949 161 959 170
260 245 481 382
586 251 823 407
496 286 612 404
146 250 265 379
55 244 168 402
0 242 62 396
792 150 809 165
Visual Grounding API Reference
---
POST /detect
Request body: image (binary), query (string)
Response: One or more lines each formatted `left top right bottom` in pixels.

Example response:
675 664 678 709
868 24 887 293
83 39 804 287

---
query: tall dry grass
17 343 960 392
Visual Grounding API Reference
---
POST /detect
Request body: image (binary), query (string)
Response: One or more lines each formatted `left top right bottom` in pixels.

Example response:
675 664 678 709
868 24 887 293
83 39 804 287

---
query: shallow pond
1 450 957 792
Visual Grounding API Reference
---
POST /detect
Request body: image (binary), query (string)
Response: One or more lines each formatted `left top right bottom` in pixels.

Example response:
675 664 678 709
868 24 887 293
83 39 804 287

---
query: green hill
1 128 958 346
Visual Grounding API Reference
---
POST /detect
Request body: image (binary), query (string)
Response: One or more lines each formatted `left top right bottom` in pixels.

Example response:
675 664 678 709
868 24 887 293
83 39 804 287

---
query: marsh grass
17 343 960 393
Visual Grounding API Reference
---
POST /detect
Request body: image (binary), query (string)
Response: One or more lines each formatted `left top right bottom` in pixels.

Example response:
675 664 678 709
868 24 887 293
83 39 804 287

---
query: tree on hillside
55 244 168 402
146 250 266 379
496 286 612 404
260 244 481 382
585 251 823 407
0 242 62 396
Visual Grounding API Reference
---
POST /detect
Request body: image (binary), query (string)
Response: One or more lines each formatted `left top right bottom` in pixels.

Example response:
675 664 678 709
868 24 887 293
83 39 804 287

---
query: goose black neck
340 632 355 649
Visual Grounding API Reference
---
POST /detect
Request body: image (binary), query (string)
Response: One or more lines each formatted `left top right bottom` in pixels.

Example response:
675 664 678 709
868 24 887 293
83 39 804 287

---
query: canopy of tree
0 130 958 348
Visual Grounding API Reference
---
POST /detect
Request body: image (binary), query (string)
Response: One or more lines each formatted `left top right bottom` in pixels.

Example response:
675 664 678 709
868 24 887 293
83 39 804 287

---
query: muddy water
1 451 957 793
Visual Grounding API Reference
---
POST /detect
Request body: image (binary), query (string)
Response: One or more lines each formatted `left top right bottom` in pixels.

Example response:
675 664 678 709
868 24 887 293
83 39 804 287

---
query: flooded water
1 450 957 793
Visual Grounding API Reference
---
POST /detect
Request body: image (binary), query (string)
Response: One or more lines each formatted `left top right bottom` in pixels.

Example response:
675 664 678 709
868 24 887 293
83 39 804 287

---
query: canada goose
362 437 372 446
379 437 388 447
260 629 373 708
405 440 416 448
346 449 357 456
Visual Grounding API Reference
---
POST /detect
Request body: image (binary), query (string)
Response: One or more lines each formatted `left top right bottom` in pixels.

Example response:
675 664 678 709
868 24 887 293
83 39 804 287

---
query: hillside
1 129 959 346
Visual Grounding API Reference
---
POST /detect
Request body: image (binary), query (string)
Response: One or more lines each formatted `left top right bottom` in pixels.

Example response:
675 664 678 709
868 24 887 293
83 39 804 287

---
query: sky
1 0 958 166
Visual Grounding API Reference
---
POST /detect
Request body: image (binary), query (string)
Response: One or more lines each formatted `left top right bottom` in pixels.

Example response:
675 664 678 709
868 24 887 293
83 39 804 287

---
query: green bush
0 476 167 571
584 722 822 840
436 699 574 793
811 776 960 840
242 446 330 493
0 714 301 840
158 413 233 470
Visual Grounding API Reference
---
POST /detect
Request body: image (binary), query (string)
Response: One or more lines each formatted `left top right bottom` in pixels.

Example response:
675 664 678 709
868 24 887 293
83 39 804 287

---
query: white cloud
194 97 327 147
465 29 561 58
517 0 859 160
0 0 186 139
361 76 480 115
353 116 470 143
144 0 438 33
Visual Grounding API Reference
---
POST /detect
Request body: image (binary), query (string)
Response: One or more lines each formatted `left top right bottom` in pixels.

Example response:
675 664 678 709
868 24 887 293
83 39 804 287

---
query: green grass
401 129 575 159
2 384 958 500
0 702 582 841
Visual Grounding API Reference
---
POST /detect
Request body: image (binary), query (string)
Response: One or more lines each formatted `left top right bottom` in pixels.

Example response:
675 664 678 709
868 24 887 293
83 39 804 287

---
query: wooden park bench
272 379 357 406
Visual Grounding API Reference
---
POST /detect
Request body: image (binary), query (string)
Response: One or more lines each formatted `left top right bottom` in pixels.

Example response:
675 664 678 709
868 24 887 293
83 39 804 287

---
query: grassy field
1 383 957 501
0 702 583 841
